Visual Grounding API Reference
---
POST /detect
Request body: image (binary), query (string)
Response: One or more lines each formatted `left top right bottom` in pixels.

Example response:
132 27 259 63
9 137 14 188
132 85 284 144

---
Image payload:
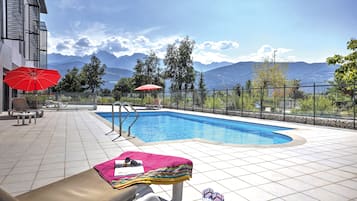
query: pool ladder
109 101 139 141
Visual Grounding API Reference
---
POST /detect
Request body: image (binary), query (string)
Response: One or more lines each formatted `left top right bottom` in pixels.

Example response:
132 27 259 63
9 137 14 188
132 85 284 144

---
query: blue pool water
97 112 292 144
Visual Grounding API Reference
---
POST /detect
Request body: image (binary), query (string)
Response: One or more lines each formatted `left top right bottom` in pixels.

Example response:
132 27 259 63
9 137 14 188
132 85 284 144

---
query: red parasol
3 66 61 91
134 84 162 91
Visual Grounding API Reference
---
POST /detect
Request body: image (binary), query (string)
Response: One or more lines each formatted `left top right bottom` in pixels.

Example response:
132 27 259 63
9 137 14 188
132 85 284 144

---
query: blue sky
43 0 357 64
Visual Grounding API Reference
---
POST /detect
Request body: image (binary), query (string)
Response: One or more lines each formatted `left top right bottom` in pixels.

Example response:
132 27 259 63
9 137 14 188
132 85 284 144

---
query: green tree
253 61 287 88
144 51 159 84
245 80 252 96
287 79 304 107
112 77 133 100
132 59 146 88
198 72 207 105
164 36 195 91
235 83 242 96
58 67 82 92
100 88 112 96
253 60 287 97
326 39 357 97
132 52 164 88
80 55 106 93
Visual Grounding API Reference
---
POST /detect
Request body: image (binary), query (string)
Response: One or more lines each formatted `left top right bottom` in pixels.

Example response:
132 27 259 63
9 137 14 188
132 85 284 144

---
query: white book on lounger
114 160 144 176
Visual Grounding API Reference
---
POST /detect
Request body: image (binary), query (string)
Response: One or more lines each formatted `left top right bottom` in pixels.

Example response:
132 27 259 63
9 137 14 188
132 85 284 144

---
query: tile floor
0 108 356 201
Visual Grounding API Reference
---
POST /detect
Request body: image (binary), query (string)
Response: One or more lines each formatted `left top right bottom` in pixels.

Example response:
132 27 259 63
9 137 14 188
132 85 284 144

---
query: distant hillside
48 51 230 72
48 51 147 71
48 52 337 90
193 61 233 72
48 62 133 89
204 62 338 90
48 51 233 89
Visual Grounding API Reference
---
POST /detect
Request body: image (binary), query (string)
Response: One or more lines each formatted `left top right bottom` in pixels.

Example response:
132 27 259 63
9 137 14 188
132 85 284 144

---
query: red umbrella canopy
134 84 162 91
3 66 61 91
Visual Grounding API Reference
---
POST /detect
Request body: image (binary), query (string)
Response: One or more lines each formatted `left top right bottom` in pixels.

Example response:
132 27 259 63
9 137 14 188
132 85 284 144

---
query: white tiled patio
0 108 356 201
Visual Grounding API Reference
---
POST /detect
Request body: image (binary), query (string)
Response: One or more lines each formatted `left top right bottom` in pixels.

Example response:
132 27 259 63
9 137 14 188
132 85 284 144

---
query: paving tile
31 177 63 189
226 158 250 166
338 180 357 190
222 191 248 200
322 184 357 199
281 192 318 201
257 161 283 170
311 171 346 183
2 172 37 184
9 165 39 175
202 170 232 181
272 159 296 167
64 166 88 177
223 166 251 177
186 172 212 185
193 163 216 172
294 174 330 187
256 170 289 182
39 162 65 171
285 157 310 165
65 160 89 169
181 186 202 200
275 167 305 177
288 165 317 174
241 157 265 164
236 186 275 201
36 169 64 180
218 177 251 191
339 165 357 174
239 174 271 185
258 182 296 197
0 168 12 177
278 178 315 191
240 164 267 173
325 168 356 179
0 181 33 194
303 188 350 201
209 160 236 169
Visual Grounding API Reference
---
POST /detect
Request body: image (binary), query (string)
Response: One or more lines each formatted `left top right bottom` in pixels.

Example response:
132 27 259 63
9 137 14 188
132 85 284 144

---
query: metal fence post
192 90 195 111
213 89 215 113
241 87 244 117
226 88 228 115
260 87 263 118
162 90 165 107
313 83 316 125
202 90 204 112
184 90 187 110
176 91 179 110
283 84 286 121
352 82 357 129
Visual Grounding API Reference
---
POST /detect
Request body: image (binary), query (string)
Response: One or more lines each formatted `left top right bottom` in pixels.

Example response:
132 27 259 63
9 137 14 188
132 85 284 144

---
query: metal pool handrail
110 101 139 141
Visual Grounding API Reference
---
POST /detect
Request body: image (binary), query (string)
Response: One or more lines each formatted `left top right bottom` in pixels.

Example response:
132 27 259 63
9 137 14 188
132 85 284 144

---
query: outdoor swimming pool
97 111 292 145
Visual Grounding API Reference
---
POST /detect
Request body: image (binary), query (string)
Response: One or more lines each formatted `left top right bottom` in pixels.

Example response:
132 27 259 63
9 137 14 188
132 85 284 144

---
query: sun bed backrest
12 97 30 112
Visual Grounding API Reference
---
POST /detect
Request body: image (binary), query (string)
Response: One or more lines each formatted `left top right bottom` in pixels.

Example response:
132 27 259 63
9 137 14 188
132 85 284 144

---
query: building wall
0 0 47 113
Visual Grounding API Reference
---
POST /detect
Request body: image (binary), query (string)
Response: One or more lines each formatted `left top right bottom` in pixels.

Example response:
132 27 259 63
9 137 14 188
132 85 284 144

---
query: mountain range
48 51 338 90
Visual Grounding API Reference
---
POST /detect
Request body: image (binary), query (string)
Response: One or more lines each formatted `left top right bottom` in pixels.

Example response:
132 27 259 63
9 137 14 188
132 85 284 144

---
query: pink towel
94 151 193 185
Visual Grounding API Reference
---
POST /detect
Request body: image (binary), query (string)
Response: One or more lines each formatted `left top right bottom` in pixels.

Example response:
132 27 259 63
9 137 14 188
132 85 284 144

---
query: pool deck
0 106 356 200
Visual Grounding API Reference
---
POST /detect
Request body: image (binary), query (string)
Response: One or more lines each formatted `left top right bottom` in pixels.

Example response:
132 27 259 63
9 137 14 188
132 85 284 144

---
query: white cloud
193 51 237 64
197 40 240 51
48 25 296 64
236 45 295 62
48 27 181 58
